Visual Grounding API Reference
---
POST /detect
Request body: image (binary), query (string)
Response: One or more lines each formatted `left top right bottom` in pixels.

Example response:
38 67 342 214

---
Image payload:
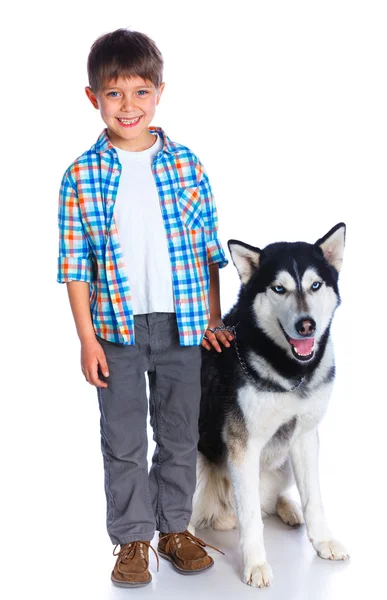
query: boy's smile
85 76 165 151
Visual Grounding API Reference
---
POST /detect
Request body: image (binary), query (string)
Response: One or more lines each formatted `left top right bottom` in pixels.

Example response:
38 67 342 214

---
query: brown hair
87 29 164 92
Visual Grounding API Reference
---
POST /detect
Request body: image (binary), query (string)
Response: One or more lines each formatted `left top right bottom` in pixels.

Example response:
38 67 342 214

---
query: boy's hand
81 337 110 388
202 317 234 353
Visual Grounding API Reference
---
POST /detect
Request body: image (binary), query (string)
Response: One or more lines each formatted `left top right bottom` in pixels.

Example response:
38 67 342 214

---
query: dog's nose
295 318 316 336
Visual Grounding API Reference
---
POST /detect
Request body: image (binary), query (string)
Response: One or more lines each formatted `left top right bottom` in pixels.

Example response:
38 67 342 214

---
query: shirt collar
94 127 177 155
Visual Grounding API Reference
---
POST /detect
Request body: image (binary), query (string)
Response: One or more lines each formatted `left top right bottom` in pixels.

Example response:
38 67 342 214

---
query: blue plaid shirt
57 127 228 346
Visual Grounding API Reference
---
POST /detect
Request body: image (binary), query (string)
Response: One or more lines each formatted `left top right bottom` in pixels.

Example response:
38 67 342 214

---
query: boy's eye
136 90 149 96
271 285 286 295
107 91 120 98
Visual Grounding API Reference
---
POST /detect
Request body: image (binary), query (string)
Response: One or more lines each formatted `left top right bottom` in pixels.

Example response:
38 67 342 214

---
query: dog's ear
227 240 261 284
315 223 346 272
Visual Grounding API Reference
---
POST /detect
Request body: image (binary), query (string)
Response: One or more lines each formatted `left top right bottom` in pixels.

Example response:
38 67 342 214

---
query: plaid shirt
57 127 228 346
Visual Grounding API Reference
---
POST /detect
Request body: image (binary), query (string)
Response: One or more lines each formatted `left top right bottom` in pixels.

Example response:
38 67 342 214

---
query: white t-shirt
113 134 175 315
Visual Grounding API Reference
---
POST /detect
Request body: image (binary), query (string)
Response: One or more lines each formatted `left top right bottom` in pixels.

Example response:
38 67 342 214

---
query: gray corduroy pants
96 312 202 545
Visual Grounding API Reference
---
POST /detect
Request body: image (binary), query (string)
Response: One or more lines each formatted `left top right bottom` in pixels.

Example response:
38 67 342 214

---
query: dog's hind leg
213 511 238 530
190 452 236 530
276 494 304 527
260 459 304 526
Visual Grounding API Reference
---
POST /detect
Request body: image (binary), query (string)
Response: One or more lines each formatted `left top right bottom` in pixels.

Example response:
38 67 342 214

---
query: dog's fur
191 223 349 587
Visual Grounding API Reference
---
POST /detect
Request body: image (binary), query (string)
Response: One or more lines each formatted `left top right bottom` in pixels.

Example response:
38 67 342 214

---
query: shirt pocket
177 186 204 230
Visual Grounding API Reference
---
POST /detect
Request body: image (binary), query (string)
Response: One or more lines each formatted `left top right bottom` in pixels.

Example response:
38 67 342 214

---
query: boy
57 28 233 588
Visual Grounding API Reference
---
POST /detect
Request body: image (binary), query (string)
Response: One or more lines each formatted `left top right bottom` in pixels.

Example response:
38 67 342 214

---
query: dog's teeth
294 344 314 357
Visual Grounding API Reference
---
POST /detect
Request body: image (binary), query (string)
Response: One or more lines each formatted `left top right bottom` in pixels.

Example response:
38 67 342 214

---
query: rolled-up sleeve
57 171 93 284
198 165 228 269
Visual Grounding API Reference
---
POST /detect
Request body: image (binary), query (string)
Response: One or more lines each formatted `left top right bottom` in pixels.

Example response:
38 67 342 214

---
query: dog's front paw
312 539 350 561
243 562 273 587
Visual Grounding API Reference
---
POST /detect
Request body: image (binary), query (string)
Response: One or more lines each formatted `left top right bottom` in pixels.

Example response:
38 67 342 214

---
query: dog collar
228 323 306 393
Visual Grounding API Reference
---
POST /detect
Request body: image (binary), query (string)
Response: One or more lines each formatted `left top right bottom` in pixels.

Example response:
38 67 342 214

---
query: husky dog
191 223 350 587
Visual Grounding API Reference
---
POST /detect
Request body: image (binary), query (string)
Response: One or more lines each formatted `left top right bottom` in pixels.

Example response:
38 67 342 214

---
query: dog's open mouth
288 337 315 361
280 325 315 361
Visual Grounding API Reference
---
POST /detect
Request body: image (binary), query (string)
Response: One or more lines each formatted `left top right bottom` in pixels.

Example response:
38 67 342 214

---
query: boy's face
85 76 165 151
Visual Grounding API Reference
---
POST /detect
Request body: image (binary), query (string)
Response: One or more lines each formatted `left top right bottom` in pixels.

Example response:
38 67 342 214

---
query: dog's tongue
289 338 314 355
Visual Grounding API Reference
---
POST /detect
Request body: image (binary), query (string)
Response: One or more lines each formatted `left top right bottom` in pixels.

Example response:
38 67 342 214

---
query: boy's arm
204 263 234 353
57 170 96 343
197 165 228 269
57 170 108 387
66 281 109 387
209 263 221 320
197 164 233 351
57 172 94 285
66 281 96 343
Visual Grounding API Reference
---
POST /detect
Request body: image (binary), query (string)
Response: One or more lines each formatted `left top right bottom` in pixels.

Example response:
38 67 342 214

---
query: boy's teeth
118 117 140 124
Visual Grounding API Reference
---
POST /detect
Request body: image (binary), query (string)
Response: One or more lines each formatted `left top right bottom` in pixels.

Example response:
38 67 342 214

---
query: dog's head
228 223 346 363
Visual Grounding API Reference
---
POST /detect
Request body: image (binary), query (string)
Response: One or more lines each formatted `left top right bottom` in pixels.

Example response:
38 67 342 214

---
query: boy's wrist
79 331 97 344
209 312 222 320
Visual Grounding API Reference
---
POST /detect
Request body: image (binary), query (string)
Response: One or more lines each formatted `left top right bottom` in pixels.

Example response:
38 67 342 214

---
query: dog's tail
191 452 237 531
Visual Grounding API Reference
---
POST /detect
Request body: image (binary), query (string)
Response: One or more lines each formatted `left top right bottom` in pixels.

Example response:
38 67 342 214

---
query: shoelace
159 530 225 556
113 541 160 573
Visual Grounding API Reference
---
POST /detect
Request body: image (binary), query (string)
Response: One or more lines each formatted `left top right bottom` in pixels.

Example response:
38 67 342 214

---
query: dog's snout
295 318 316 337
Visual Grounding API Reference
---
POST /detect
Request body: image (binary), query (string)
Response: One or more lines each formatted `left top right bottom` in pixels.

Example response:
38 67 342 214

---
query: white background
2 1 386 598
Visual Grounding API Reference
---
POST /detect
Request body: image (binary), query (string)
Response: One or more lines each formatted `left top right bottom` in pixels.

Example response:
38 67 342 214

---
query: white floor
18 501 383 600
72 516 381 600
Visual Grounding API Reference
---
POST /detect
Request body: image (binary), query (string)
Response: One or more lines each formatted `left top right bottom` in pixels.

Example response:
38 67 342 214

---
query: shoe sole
158 550 214 575
111 573 152 587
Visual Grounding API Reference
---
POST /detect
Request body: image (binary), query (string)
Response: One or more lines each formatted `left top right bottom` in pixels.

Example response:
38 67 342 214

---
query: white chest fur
239 339 335 442
235 380 332 474
238 382 331 439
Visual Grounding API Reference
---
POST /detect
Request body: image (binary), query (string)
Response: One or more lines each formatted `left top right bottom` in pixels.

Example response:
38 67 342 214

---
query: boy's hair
87 29 164 92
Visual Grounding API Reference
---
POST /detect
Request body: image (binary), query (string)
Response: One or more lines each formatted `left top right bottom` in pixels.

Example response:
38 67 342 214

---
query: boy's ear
156 82 165 106
85 86 99 109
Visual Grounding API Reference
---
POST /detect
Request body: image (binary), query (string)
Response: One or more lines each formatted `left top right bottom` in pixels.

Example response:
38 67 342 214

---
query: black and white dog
191 223 350 587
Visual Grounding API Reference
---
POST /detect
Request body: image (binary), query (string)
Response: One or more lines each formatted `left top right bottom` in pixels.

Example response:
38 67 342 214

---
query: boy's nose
120 97 137 111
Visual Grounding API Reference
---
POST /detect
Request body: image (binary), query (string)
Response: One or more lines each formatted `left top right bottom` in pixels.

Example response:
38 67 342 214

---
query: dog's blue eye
272 285 285 294
312 281 322 291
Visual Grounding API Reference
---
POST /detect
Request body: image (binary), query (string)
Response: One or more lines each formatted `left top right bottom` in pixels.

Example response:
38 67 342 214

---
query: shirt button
112 169 120 176
107 200 113 207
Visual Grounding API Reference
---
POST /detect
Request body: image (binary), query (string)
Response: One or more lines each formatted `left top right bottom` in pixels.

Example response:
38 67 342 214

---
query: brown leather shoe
158 530 224 575
111 541 159 587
